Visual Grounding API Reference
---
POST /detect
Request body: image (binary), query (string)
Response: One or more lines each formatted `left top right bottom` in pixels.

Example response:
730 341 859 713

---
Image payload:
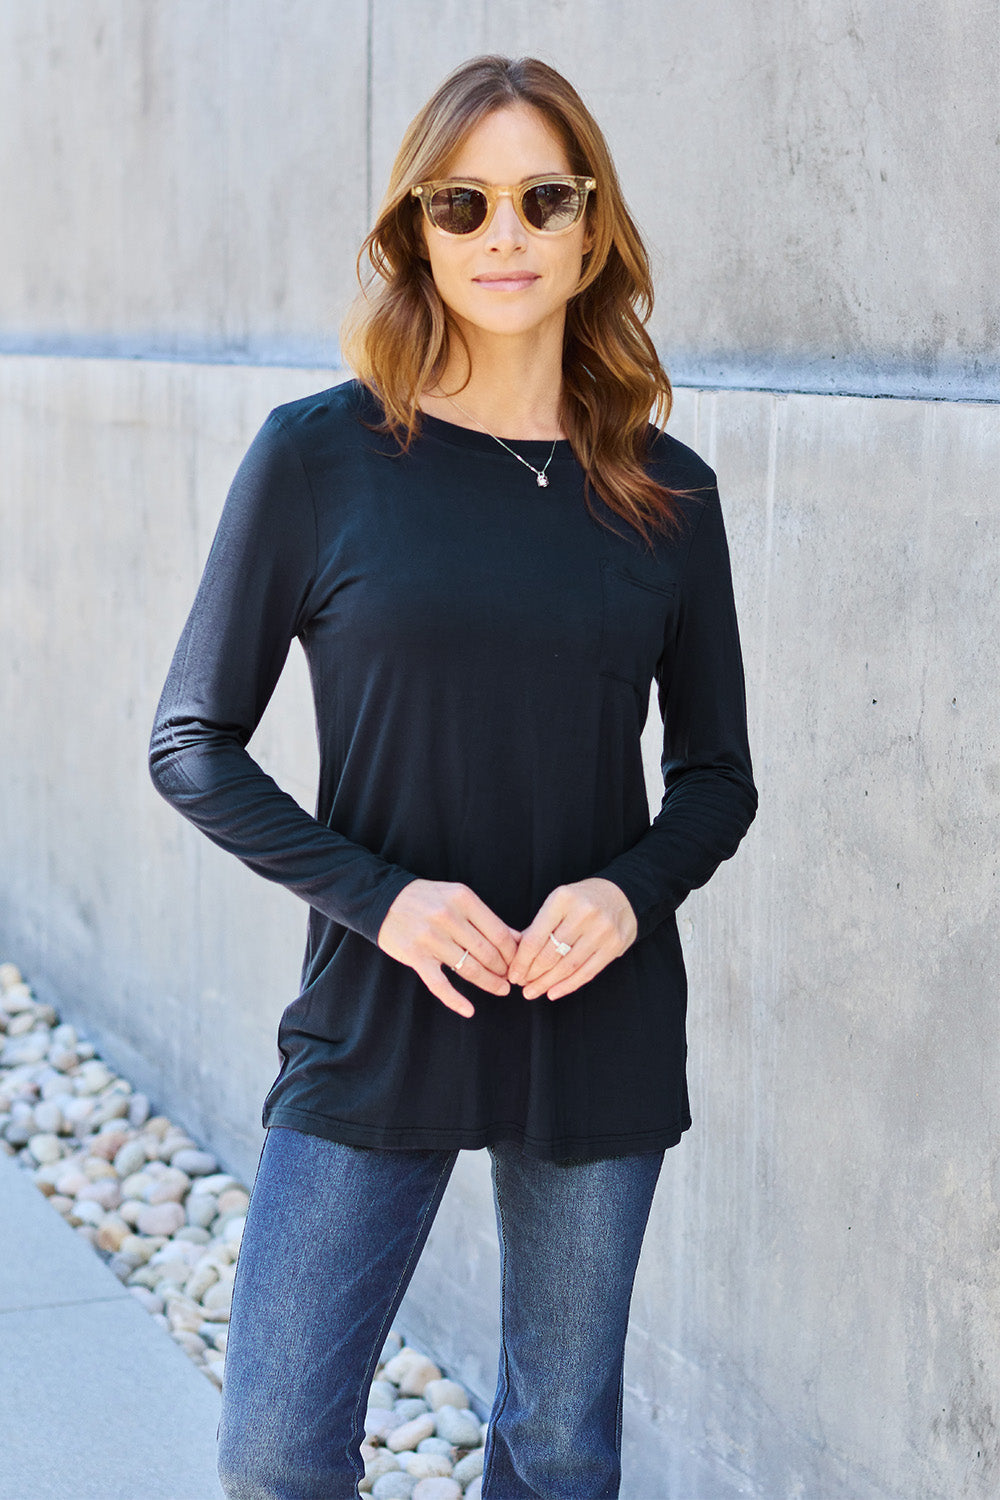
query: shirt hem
262 1102 690 1163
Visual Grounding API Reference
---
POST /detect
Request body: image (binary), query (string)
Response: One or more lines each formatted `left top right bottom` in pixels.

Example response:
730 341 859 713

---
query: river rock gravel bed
0 961 486 1498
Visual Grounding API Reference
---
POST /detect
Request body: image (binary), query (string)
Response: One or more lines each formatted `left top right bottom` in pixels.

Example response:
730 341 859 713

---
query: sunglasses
410 175 596 237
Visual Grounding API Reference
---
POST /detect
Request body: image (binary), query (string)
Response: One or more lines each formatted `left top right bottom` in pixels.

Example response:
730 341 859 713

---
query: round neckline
414 405 576 463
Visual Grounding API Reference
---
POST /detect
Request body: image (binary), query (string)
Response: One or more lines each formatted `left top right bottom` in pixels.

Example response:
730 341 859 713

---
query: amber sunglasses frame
410 175 597 237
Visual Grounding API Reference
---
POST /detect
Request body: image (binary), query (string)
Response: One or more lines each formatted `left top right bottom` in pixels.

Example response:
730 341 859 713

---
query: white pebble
175 1225 211 1245
201 1279 233 1315
146 1166 191 1205
32 1100 65 1135
185 1193 219 1229
371 1473 416 1500
185 1263 220 1303
384 1350 443 1397
62 1096 94 1129
222 1214 245 1248
193 1172 240 1195
364 1409 407 1442
135 1201 186 1237
360 1452 401 1493
170 1146 217 1176
452 1448 484 1485
368 1379 397 1410
398 1452 454 1479
113 1139 148 1178
6 1012 39 1038
394 1398 430 1422
423 1379 470 1412
433 1407 481 1449
74 1060 113 1095
2 1036 48 1066
70 1200 105 1228
411 1479 461 1500
387 1414 437 1453
127 1092 151 1127
48 1046 78 1073
27 1133 63 1165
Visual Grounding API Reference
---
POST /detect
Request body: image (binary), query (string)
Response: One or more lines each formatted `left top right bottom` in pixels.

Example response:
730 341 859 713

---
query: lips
473 272 540 288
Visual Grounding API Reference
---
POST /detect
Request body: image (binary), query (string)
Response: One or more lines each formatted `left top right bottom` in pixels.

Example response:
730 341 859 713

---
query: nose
484 190 527 251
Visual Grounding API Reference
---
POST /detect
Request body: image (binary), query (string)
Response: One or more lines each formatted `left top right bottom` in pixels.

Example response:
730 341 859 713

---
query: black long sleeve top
149 379 757 1161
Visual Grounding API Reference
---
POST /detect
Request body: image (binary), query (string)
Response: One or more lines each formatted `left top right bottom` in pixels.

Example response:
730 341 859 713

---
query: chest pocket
599 561 675 689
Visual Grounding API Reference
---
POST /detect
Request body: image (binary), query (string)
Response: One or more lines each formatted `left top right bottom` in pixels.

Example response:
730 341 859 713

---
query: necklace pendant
536 472 549 487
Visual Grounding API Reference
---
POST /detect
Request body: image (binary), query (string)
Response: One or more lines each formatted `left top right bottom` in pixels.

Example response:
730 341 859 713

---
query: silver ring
549 933 572 958
454 948 470 972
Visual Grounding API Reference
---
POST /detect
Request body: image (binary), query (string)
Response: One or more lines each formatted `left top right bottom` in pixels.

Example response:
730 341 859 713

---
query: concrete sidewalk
0 1148 225 1500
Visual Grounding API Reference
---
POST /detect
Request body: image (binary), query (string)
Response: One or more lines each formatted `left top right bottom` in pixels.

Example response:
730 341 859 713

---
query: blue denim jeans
218 1127 663 1500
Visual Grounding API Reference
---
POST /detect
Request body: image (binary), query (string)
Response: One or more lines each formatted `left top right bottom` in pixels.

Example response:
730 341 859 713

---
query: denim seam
345 1151 457 1482
482 1151 511 1499
217 1131 270 1438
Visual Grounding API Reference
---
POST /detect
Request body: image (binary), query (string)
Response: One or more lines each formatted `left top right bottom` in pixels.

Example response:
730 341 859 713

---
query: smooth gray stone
416 1437 455 1457
433 1405 482 1449
371 1472 416 1500
393 1396 431 1421
452 1447 485 1485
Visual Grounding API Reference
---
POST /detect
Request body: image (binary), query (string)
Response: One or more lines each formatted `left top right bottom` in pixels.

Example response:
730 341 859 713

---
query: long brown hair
341 55 679 539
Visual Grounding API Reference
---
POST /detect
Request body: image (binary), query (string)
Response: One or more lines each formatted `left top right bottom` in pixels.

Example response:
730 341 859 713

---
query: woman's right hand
377 880 520 1018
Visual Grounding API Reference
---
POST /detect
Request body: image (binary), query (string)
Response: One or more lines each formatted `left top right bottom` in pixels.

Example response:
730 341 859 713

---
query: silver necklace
445 395 559 487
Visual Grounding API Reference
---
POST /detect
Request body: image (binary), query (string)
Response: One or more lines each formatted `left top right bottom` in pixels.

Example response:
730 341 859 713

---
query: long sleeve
148 412 415 944
596 487 758 938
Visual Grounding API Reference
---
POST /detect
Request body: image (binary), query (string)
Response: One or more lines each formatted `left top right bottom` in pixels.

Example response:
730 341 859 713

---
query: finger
416 960 475 1019
544 947 612 1000
454 924 515 979
522 934 600 1000
508 893 567 986
519 928 580 990
456 892 521 968
448 944 511 997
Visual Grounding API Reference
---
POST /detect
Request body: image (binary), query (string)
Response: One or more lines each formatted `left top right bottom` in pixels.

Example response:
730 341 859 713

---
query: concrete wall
1 1 997 395
2 2 999 1497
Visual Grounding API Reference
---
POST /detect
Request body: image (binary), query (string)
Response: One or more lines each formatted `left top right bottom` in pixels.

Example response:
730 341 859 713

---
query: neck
423 325 567 440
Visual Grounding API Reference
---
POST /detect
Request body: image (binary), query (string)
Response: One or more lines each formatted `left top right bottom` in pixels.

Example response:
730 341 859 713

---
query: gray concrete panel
1 354 998 1496
2 2 998 396
0 0 367 366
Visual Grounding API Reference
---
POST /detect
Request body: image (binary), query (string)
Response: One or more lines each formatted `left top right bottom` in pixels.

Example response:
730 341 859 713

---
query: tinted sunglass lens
429 185 489 234
522 181 582 231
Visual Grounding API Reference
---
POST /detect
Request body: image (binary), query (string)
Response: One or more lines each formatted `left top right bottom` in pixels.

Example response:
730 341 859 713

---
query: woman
150 54 756 1500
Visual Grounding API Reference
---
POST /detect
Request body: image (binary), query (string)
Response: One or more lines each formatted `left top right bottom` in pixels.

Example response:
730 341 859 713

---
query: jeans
218 1127 663 1500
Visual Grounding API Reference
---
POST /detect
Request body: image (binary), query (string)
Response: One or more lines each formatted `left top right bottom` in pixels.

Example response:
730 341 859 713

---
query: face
416 103 594 350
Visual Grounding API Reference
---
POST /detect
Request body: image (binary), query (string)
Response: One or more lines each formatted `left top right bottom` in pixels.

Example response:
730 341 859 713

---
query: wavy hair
340 55 679 539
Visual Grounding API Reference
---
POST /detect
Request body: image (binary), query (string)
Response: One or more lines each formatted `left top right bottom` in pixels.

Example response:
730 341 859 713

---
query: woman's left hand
508 877 638 1001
